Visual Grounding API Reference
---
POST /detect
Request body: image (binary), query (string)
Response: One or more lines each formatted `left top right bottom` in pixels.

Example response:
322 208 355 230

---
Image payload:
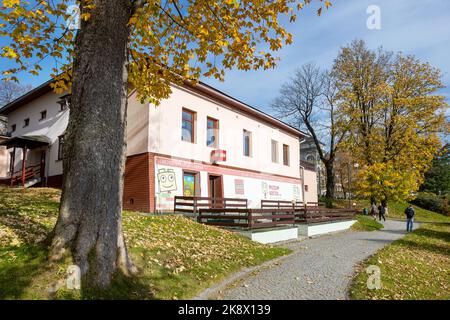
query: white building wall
303 169 318 203
148 84 300 178
6 91 67 178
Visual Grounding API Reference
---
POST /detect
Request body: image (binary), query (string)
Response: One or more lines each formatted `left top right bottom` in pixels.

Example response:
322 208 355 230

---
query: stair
24 177 41 188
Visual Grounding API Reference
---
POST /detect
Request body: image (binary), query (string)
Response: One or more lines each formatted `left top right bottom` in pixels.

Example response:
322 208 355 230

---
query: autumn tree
0 0 331 287
333 40 447 204
0 81 32 134
272 63 347 199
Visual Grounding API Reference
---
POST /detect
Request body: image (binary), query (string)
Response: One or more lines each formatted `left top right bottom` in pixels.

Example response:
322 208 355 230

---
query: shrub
319 195 333 208
410 192 449 216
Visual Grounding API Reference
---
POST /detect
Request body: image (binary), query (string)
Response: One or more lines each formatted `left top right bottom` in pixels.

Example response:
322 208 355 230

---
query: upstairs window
58 95 71 111
243 130 252 157
11 124 16 132
206 117 218 147
182 108 196 143
283 144 290 166
40 110 47 120
58 135 65 160
23 118 29 127
271 140 279 163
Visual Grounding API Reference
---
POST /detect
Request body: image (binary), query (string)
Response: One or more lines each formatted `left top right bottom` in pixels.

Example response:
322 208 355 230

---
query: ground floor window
9 152 14 173
58 135 65 160
183 171 199 196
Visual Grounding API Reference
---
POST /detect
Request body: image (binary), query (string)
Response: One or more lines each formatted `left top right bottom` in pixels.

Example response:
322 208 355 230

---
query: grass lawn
351 214 384 232
350 210 450 300
0 187 290 300
335 199 450 223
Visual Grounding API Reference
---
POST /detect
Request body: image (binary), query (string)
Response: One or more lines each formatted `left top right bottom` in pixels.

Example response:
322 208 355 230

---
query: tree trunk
325 162 335 199
50 0 136 288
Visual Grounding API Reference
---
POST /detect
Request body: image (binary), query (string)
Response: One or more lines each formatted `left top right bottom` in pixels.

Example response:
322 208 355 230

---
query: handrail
10 164 41 186
10 164 41 178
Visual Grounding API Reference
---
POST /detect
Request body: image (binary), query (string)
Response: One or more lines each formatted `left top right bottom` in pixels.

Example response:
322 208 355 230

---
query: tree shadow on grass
412 228 450 243
0 245 50 299
395 238 450 256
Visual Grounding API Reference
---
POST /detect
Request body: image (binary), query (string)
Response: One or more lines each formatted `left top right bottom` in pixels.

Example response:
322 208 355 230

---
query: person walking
378 202 386 221
370 202 378 221
405 205 415 232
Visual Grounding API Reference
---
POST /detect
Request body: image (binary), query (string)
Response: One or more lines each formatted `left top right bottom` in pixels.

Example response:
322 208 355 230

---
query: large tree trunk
50 0 136 288
325 161 335 199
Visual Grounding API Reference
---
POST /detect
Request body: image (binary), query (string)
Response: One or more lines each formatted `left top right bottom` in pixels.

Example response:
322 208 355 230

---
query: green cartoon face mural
157 168 177 193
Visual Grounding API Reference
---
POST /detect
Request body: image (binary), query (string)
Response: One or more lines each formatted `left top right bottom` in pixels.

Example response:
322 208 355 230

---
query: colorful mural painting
183 173 196 196
156 168 177 210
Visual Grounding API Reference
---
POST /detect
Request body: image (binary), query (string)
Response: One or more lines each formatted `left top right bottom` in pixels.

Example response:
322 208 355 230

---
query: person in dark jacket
405 205 415 232
378 203 386 221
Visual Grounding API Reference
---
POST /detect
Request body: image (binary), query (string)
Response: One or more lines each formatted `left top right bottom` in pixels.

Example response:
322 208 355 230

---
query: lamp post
348 162 359 208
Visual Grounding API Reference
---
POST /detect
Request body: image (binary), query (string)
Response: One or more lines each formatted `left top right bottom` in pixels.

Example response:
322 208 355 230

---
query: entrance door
208 174 223 207
40 150 46 182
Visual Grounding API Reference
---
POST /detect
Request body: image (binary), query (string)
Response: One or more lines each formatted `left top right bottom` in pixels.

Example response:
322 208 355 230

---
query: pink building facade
0 80 318 212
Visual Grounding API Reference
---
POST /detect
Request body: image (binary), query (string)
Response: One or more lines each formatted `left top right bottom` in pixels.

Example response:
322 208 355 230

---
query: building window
305 185 309 192
283 144 290 166
11 124 16 132
58 135 65 160
9 152 14 173
243 130 252 157
206 117 218 147
181 108 196 143
58 94 71 111
23 118 29 127
40 110 47 120
183 172 198 197
271 140 278 163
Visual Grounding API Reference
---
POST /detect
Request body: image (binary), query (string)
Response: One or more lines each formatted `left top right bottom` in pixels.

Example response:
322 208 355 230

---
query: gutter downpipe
299 138 307 204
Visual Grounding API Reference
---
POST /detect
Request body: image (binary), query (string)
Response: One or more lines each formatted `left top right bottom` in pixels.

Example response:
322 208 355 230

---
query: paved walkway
211 219 413 300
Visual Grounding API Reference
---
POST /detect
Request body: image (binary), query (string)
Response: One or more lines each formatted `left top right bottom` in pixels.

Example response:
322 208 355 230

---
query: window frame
9 152 14 173
181 108 196 143
243 129 252 157
182 170 200 197
39 110 47 121
57 135 65 161
283 144 290 166
206 117 219 148
271 139 279 163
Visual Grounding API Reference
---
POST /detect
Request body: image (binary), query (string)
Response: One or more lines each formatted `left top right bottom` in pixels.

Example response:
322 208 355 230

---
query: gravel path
213 219 414 300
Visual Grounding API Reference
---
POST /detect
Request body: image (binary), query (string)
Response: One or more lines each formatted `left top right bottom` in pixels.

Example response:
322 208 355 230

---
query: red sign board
211 149 226 163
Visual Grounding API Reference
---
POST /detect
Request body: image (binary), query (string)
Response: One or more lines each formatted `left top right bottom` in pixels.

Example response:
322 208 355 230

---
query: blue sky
2 0 450 116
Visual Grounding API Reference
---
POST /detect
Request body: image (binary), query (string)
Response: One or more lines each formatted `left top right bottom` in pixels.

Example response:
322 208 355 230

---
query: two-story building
0 79 318 212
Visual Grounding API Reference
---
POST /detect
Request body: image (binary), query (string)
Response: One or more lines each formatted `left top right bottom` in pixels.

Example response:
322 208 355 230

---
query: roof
0 135 51 149
0 78 307 138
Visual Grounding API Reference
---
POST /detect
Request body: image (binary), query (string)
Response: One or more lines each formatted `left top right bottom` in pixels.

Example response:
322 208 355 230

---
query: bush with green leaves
410 192 449 216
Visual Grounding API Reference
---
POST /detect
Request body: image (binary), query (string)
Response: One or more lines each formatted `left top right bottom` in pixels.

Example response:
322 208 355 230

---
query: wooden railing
10 164 41 186
174 196 248 216
197 208 296 229
261 199 304 210
296 206 357 223
175 196 355 229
